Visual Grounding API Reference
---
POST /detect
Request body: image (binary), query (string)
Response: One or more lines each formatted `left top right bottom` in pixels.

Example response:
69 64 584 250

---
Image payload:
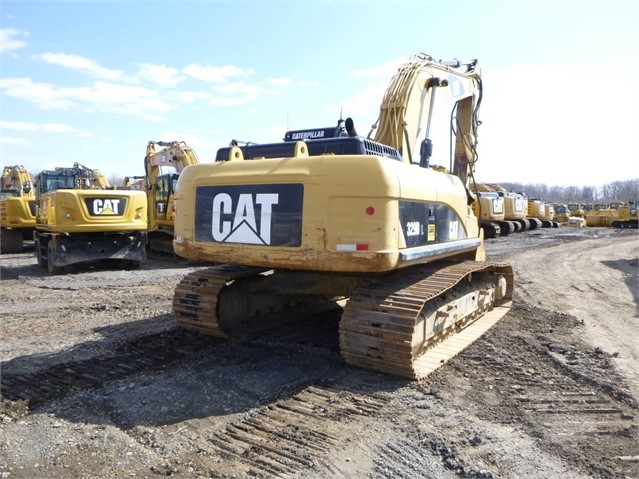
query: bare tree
108 174 125 187
489 179 638 204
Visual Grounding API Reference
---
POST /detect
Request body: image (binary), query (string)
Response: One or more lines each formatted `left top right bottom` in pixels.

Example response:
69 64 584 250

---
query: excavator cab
153 173 180 219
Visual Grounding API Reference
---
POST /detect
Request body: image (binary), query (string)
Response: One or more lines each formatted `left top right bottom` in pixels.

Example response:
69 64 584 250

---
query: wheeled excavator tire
173 260 513 380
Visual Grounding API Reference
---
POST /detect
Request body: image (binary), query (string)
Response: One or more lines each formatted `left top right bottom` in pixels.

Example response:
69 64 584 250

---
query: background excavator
171 53 514 380
613 200 638 229
486 184 529 233
0 165 36 253
34 162 148 274
471 185 505 239
136 141 200 255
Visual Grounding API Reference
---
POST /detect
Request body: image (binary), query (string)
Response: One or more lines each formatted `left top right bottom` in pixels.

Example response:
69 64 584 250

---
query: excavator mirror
419 138 433 167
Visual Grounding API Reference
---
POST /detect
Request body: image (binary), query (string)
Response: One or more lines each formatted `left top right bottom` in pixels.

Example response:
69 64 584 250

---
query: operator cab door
153 174 179 221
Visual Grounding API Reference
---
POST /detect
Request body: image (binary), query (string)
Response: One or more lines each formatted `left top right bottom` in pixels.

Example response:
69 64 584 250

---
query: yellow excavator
567 202 586 219
613 200 638 229
0 165 36 253
486 184 529 232
34 162 148 274
471 185 505 239
171 53 514 380
585 203 618 227
138 141 200 255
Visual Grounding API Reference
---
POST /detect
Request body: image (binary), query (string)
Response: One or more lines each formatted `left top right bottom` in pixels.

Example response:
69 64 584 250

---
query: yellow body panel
1 164 36 229
472 194 505 222
527 200 546 219
174 154 479 273
37 189 148 233
0 197 36 228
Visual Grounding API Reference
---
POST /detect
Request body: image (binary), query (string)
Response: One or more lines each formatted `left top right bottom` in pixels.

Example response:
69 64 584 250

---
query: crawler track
340 260 514 379
0 329 221 407
173 265 270 337
451 319 639 478
201 383 390 478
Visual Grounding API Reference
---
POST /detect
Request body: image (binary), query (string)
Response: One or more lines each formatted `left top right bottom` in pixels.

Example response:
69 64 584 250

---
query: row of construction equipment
0 140 198 271
472 183 637 239
1 162 637 265
0 52 635 381
2 160 636 266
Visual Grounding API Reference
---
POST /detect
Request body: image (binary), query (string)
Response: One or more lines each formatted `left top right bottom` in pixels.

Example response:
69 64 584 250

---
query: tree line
496 179 638 204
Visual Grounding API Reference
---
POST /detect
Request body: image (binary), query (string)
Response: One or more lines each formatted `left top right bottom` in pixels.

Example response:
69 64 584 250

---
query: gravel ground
0 226 637 479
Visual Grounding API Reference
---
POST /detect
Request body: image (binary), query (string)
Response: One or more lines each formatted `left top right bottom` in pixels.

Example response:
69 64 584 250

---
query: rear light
336 244 369 251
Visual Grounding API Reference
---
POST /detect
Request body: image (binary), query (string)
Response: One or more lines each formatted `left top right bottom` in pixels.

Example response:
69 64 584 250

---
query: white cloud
172 90 211 103
0 120 40 131
209 83 262 106
183 64 253 83
267 77 293 87
41 123 76 133
136 63 184 86
0 136 29 145
39 53 138 83
329 79 388 120
0 120 92 138
297 80 322 88
0 28 28 53
0 77 73 109
0 77 171 121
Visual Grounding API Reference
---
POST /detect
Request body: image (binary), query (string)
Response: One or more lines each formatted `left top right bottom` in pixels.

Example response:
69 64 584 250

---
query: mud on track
0 228 637 479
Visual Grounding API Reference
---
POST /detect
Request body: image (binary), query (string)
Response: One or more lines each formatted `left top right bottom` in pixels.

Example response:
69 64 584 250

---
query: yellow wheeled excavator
0 165 36 253
171 53 514 380
34 163 148 274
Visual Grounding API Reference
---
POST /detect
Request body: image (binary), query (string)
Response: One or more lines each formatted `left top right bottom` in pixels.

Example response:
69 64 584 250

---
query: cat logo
85 198 126 216
212 193 279 244
194 184 304 247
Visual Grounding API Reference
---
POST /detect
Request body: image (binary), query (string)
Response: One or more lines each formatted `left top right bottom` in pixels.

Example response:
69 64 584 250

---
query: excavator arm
1 165 34 197
142 141 201 254
369 53 482 189
144 141 200 189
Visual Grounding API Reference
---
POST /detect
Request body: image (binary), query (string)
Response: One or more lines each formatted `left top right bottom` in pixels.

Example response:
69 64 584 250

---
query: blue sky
1 0 638 187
